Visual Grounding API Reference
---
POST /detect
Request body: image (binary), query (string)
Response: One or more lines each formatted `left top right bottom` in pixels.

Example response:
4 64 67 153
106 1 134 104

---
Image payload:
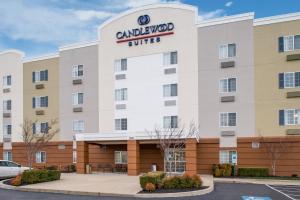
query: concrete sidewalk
0 173 214 198
215 177 300 185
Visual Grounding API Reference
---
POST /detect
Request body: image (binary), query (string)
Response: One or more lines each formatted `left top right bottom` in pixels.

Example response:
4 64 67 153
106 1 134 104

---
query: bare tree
21 118 59 169
147 121 200 174
259 135 292 176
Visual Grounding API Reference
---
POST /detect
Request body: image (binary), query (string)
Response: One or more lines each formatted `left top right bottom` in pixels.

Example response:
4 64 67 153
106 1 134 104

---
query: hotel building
0 3 299 176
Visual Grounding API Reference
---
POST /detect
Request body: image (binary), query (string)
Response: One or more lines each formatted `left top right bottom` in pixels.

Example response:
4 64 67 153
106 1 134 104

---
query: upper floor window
220 112 236 127
33 122 48 134
163 84 178 97
3 151 12 161
32 70 48 83
163 51 177 65
163 116 178 129
115 88 127 101
219 78 236 93
114 59 127 72
3 124 12 135
279 109 300 126
3 75 11 87
279 35 300 52
72 93 84 105
219 44 236 59
115 118 127 130
32 96 48 108
279 72 300 89
73 120 85 132
73 65 83 78
36 151 46 163
3 100 11 111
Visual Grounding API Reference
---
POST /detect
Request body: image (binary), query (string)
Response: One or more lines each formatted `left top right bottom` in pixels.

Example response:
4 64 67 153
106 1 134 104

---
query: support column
76 141 89 174
127 140 140 176
185 138 198 176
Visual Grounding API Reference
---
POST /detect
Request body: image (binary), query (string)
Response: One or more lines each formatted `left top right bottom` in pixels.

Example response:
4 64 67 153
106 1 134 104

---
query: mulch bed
138 186 209 194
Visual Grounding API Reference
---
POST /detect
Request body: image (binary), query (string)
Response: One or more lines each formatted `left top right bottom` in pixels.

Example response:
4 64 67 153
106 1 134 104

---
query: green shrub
238 168 269 177
139 171 165 189
22 170 61 185
212 164 233 177
162 174 202 189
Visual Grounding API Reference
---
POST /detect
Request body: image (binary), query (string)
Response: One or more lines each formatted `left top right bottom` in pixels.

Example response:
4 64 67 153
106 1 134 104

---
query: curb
0 180 214 198
214 178 300 186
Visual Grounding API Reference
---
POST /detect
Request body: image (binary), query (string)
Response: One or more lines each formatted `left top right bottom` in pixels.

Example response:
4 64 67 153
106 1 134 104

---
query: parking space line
266 184 297 200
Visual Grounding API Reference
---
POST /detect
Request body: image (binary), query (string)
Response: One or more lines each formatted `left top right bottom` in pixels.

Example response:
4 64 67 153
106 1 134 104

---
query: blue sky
0 0 299 58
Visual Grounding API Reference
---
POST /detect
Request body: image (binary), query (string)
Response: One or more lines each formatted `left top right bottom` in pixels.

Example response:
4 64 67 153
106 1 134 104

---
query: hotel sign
116 15 174 47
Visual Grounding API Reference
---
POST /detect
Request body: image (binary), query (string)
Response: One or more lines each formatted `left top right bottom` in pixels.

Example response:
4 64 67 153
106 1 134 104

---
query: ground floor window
114 151 127 164
165 150 186 173
219 150 237 164
3 151 12 161
36 151 46 163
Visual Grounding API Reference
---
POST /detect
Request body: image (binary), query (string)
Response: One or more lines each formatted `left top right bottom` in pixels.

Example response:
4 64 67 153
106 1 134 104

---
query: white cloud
198 9 225 21
225 1 233 7
73 10 115 21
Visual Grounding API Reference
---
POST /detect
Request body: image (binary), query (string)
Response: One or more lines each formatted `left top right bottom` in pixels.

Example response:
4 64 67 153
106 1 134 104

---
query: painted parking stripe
266 184 297 200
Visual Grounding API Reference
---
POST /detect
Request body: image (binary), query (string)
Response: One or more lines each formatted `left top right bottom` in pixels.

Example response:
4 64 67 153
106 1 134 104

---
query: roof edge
59 40 99 51
0 49 25 57
254 12 300 26
23 53 59 63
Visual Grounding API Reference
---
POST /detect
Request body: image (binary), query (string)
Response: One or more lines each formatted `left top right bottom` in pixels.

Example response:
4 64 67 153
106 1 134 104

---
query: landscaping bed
139 171 205 193
3 169 61 186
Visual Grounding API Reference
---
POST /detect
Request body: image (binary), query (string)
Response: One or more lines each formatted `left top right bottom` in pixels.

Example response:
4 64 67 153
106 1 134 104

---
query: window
32 96 48 108
115 88 127 101
73 151 77 163
36 151 46 163
114 151 127 164
280 109 300 126
219 44 236 59
3 151 12 161
220 150 237 164
3 124 12 135
32 70 48 83
72 93 84 105
33 122 48 134
3 100 11 111
114 59 127 72
73 65 84 77
165 150 185 173
163 84 178 97
115 118 127 130
279 72 300 89
163 116 178 129
163 51 178 65
73 120 84 132
219 78 236 93
3 75 11 87
220 113 236 127
279 35 300 52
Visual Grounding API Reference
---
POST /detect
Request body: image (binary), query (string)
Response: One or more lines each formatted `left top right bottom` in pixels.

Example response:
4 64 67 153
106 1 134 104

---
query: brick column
185 139 198 175
76 141 89 174
127 140 140 176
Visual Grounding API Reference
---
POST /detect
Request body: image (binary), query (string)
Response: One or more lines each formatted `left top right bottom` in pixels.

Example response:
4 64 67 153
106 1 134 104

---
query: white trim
59 40 99 51
0 49 25 57
254 12 300 26
23 53 59 63
98 3 198 39
197 12 254 28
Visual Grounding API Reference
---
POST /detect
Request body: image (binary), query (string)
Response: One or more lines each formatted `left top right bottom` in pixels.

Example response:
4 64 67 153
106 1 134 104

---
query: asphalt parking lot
267 184 300 200
0 182 293 200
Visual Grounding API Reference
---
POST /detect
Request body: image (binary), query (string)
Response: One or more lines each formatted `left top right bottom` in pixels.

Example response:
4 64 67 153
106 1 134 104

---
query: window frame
3 151 12 161
3 75 12 87
114 151 128 164
115 118 127 131
163 51 178 66
164 150 186 173
72 65 84 78
163 84 178 97
72 120 85 133
219 43 236 59
220 112 237 127
115 88 127 101
219 77 237 93
284 109 300 125
219 150 237 164
72 92 84 106
3 100 12 111
36 151 46 163
163 116 178 129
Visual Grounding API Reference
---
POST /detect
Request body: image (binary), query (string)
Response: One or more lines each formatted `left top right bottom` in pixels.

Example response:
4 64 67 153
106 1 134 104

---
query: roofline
59 40 99 51
97 3 198 39
197 12 254 28
23 53 59 63
254 12 300 26
0 49 25 57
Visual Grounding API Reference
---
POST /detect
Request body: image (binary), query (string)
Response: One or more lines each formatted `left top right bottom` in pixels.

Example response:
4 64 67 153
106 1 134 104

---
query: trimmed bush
238 168 269 177
10 175 22 186
22 170 61 185
139 171 165 189
212 164 233 177
145 183 156 192
162 174 202 189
